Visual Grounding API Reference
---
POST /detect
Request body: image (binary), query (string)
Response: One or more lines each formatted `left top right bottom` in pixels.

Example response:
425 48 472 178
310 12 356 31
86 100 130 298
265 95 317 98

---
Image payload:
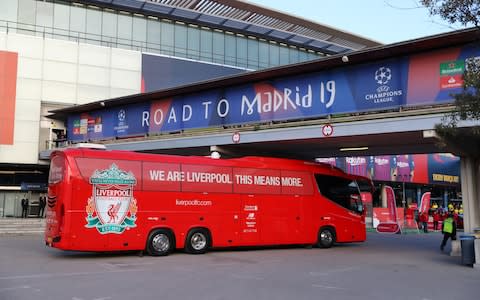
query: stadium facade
0 0 379 217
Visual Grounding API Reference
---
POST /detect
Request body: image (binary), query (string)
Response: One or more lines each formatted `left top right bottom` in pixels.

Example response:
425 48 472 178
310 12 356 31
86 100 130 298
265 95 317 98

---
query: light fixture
100 101 105 107
211 151 221 159
341 55 349 63
339 146 369 152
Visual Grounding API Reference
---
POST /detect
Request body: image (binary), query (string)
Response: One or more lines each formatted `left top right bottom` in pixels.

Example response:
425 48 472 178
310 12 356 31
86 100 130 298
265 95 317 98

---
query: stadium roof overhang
77 0 380 54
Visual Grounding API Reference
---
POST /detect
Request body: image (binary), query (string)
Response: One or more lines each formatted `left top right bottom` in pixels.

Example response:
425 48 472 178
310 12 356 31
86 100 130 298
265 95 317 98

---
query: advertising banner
0 51 18 145
376 186 400 233
320 154 459 185
67 44 480 142
419 192 432 214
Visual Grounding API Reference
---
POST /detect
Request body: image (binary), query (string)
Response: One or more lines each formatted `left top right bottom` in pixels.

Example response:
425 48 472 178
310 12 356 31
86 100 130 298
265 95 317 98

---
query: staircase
0 218 45 236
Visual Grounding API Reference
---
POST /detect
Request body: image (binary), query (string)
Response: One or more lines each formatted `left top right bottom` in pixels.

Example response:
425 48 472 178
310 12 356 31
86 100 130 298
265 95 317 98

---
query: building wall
0 31 142 164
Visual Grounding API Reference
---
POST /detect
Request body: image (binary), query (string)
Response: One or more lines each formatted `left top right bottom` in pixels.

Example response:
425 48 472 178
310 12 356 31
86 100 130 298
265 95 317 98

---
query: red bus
45 146 368 256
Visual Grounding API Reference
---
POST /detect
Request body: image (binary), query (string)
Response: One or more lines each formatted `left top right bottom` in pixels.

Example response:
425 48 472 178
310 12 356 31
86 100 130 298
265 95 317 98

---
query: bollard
460 235 476 266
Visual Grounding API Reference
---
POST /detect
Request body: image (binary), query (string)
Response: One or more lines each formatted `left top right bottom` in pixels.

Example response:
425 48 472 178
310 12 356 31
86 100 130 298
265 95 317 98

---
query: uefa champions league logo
364 66 402 104
118 109 126 122
374 67 392 85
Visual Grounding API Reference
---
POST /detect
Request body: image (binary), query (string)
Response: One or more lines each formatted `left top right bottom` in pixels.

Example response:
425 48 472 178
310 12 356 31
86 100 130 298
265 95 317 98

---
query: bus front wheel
146 229 174 256
185 228 210 254
317 227 335 248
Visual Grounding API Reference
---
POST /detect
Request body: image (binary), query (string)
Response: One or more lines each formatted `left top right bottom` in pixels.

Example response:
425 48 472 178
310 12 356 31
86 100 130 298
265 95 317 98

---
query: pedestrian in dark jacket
38 194 46 218
21 197 29 218
440 213 457 251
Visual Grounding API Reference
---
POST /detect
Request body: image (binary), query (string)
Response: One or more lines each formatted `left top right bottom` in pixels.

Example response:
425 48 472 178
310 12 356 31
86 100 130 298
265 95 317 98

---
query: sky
245 0 464 44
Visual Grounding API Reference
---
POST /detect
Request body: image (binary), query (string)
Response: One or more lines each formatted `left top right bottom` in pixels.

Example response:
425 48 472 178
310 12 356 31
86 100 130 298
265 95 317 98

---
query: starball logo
364 66 403 104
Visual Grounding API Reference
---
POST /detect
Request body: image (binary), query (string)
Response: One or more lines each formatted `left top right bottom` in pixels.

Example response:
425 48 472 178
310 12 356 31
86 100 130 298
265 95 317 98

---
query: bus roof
52 148 348 175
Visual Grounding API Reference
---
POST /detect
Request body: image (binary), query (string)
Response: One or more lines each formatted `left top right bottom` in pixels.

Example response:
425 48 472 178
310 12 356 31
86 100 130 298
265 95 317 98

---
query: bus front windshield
315 174 363 214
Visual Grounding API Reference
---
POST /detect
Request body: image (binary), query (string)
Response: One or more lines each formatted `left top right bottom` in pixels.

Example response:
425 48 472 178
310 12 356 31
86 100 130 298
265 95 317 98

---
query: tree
421 0 480 27
421 0 480 157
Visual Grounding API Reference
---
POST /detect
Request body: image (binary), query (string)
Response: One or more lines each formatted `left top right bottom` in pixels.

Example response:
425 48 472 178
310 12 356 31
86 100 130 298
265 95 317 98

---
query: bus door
261 195 303 244
238 194 261 245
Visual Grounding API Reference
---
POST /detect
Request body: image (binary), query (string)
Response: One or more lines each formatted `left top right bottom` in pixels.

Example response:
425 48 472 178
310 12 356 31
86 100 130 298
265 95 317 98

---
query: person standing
433 210 441 231
38 194 46 218
21 197 29 218
419 211 429 233
440 213 457 251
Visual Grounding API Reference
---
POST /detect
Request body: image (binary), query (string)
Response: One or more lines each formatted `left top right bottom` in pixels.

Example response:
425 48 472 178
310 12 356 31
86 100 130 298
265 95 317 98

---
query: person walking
21 197 29 218
440 213 457 252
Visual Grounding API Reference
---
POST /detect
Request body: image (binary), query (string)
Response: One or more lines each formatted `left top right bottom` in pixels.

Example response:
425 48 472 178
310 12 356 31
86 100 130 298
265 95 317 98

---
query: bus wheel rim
191 232 207 250
152 233 170 252
321 230 332 243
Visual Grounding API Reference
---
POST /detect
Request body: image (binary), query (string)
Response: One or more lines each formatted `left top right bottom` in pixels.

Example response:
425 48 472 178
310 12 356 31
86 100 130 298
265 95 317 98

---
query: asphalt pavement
0 231 478 300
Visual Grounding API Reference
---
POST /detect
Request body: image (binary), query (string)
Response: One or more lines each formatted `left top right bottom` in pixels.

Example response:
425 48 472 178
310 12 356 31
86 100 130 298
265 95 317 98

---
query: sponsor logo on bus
85 164 138 234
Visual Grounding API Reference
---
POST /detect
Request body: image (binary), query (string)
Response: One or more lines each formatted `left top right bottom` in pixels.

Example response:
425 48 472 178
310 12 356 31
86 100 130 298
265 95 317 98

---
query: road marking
309 267 357 276
231 273 264 280
72 297 112 300
0 285 30 292
312 284 346 290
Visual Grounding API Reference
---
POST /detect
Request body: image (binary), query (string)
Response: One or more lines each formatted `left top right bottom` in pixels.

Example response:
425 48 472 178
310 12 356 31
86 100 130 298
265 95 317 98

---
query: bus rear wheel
317 227 335 248
147 229 174 256
185 228 210 254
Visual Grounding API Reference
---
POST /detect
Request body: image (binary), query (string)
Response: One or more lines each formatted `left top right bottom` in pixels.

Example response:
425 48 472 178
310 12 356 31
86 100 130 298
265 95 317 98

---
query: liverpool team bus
45 145 369 256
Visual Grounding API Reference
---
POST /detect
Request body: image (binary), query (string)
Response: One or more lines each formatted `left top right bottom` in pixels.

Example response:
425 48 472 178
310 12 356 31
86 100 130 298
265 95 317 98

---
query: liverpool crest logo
85 164 138 234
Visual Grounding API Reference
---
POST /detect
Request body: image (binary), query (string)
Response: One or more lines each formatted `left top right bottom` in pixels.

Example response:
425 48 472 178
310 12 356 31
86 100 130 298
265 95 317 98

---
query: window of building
269 41 280 67
86 7 101 44
101 9 117 46
17 0 36 34
187 24 200 60
117 12 132 49
279 44 289 65
199 27 213 62
224 32 236 66
298 48 309 62
289 46 299 64
53 2 69 40
212 30 225 65
132 15 147 50
35 0 53 37
173 22 187 58
258 39 269 68
146 17 160 53
70 5 86 36
236 34 248 69
247 37 259 70
0 0 18 25
160 20 174 56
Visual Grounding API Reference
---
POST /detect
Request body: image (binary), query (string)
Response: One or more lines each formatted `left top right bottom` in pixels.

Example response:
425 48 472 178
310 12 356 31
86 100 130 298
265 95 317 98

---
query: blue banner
67 44 480 142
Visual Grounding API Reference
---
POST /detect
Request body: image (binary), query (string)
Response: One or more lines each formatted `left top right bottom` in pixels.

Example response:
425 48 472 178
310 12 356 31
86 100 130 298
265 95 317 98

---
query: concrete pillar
460 157 480 233
474 239 480 269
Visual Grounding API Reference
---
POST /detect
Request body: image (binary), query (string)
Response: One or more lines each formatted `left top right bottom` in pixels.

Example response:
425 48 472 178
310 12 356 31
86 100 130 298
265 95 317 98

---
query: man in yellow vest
440 213 457 251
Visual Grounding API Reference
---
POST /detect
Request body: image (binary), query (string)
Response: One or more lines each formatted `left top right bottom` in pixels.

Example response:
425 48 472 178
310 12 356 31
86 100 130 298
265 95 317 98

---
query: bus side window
315 174 361 213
